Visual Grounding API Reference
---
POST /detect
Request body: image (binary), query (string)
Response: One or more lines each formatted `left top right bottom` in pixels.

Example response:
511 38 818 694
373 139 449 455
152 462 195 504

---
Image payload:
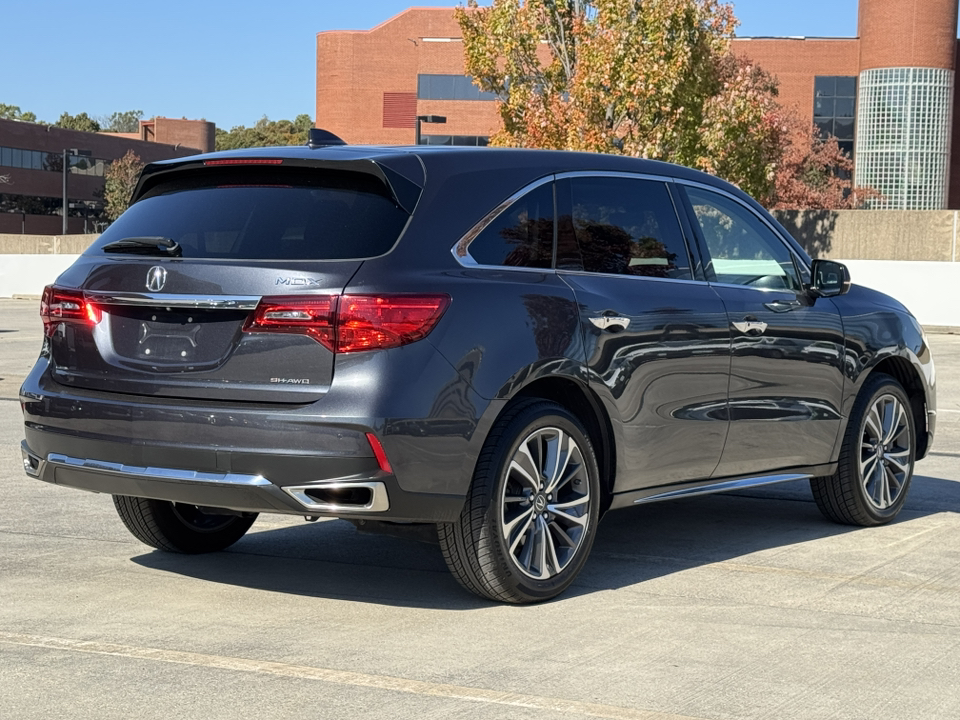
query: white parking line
0 631 699 720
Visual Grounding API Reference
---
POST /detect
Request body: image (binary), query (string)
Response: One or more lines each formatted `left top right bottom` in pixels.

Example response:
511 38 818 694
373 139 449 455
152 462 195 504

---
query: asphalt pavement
2 298 959 720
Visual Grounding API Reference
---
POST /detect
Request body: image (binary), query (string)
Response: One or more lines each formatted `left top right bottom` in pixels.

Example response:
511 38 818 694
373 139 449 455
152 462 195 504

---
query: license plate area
107 306 248 370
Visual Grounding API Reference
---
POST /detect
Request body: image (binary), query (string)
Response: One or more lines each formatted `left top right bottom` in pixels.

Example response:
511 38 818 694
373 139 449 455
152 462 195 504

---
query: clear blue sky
4 1 866 131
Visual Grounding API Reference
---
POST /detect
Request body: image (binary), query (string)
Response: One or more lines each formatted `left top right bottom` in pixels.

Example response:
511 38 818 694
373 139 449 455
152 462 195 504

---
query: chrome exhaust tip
283 480 389 513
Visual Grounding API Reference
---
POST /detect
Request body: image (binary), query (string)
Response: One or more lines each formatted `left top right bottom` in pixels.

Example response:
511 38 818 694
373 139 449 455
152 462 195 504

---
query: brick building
0 117 214 234
316 0 960 209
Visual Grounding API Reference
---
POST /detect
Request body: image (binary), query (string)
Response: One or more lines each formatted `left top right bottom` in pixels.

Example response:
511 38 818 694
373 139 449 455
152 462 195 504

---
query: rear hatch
45 161 415 403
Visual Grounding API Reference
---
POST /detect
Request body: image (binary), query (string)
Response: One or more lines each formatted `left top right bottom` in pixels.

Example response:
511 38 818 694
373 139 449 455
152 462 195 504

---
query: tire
438 399 601 603
810 373 916 526
113 495 257 553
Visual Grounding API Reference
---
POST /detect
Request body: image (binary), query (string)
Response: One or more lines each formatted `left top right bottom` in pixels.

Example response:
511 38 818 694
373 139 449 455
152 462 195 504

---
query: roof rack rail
307 128 347 148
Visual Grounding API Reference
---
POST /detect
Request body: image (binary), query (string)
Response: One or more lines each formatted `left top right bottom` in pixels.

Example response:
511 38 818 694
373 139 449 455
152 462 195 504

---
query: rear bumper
20 437 464 522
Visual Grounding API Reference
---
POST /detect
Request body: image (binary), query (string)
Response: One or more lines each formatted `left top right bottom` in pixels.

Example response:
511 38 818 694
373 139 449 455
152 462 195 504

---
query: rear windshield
87 167 409 260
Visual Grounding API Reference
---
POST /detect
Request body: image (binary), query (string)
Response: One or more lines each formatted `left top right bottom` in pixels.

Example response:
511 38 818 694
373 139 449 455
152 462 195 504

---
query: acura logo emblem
146 266 167 292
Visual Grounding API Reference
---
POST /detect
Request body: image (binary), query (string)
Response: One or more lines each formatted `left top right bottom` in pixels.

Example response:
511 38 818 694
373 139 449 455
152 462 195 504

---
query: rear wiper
102 236 182 257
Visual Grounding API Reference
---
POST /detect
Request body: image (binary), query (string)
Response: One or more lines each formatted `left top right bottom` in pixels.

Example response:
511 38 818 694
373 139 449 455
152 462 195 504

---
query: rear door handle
589 315 631 332
732 319 768 335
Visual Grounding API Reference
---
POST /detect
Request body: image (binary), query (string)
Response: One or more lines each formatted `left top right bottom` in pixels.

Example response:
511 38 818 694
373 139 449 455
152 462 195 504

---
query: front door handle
589 314 631 332
732 319 768 335
764 299 802 313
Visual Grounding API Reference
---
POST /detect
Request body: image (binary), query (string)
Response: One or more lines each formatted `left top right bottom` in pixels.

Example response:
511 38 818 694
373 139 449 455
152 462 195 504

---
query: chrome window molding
557 268 710 287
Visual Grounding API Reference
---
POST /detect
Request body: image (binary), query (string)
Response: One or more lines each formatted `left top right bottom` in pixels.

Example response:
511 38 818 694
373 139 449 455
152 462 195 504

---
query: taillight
242 296 338 351
243 294 450 353
40 285 102 337
337 295 450 353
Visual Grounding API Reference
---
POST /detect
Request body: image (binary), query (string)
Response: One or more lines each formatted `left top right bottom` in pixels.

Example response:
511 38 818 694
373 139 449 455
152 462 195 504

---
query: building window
855 67 954 210
0 146 108 177
417 74 497 101
417 135 489 146
814 76 857 157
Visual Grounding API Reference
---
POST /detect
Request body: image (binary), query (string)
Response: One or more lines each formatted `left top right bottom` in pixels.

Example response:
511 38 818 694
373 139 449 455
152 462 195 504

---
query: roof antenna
307 128 347 148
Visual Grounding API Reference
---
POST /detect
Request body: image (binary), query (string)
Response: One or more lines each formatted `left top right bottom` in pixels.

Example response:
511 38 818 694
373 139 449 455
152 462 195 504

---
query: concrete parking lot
2 297 959 720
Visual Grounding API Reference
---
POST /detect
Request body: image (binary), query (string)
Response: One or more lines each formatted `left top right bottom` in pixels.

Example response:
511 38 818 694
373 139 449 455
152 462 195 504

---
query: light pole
62 148 91 234
415 115 447 146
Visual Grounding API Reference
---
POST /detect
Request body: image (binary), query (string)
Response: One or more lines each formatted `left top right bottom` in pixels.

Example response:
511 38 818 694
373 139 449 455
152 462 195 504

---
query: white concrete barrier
0 255 81 298
839 260 960 328
0 255 957 328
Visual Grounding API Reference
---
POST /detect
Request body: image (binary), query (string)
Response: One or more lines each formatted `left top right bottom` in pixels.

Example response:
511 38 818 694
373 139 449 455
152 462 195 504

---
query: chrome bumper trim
44 452 270 486
283 481 390 513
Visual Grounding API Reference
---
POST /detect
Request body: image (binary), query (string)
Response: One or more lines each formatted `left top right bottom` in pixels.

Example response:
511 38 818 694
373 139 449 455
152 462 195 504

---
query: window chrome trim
451 169 680 269
84 292 261 310
557 268 711 287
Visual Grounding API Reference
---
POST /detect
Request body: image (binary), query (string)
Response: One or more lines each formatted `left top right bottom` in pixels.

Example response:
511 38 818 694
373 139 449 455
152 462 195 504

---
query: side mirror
810 259 851 298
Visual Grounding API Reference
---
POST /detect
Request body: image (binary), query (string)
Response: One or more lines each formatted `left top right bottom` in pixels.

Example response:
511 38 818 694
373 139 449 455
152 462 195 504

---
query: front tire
438 400 601 603
810 373 916 526
113 496 257 553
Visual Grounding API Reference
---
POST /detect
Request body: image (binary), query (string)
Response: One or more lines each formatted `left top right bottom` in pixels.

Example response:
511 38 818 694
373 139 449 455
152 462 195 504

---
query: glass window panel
477 137 489 146
11 148 22 168
432 75 455 100
834 97 855 118
814 76 836 98
31 150 43 170
564 177 692 280
814 97 834 118
833 118 855 140
1 147 11 167
417 74 431 99
469 182 554 269
815 118 834 138
835 77 857 97
685 187 801 292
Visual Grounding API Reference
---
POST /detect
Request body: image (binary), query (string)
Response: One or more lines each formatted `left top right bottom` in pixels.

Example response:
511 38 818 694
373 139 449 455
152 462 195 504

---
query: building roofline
317 6 457 37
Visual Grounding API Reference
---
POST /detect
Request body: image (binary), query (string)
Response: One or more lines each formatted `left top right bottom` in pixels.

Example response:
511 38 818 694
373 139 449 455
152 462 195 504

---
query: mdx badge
146 266 167 292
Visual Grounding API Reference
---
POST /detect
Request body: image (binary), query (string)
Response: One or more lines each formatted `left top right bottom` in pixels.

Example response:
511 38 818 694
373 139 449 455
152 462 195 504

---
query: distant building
0 117 215 234
316 0 960 209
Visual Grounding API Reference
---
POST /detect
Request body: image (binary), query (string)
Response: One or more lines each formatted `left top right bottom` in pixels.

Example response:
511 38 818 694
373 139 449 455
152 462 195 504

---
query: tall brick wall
859 0 958 70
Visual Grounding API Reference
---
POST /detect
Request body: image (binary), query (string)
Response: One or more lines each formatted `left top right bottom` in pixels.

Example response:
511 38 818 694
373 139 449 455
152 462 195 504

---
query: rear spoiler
131 152 424 215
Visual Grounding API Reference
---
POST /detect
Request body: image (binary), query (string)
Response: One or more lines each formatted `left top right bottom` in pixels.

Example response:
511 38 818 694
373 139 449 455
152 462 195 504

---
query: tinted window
558 177 692 280
87 168 409 261
469 183 554 268
684 187 801 292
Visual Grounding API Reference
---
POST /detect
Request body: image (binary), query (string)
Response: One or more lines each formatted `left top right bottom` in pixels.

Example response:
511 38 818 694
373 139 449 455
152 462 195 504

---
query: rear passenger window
468 183 554 269
557 177 692 280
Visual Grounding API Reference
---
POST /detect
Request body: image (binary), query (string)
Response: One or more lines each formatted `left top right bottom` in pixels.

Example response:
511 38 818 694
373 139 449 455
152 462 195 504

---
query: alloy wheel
500 427 591 580
860 394 912 510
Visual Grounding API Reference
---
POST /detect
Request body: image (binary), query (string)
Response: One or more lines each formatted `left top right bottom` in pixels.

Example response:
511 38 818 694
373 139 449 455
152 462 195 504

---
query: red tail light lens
243 294 450 353
337 295 450 353
242 296 338 351
365 432 393 473
203 158 284 166
41 285 102 337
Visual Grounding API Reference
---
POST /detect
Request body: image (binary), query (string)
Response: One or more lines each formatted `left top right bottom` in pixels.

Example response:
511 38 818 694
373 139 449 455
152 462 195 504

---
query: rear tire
113 495 257 553
438 399 601 603
810 373 916 526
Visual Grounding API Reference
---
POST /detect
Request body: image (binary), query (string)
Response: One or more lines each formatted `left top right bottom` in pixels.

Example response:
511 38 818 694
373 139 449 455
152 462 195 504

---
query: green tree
0 104 38 122
101 110 144 133
215 114 314 150
55 112 101 133
104 150 144 221
456 0 783 202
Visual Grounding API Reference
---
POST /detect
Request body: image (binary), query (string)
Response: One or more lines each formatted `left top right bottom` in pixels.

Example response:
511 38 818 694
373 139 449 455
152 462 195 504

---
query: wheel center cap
533 494 547 513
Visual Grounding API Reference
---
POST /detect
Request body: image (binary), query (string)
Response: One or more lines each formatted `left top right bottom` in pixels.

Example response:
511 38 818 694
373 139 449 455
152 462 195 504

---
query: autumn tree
55 112 101 133
215 114 314 150
104 150 145 220
0 104 38 122
457 0 867 207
